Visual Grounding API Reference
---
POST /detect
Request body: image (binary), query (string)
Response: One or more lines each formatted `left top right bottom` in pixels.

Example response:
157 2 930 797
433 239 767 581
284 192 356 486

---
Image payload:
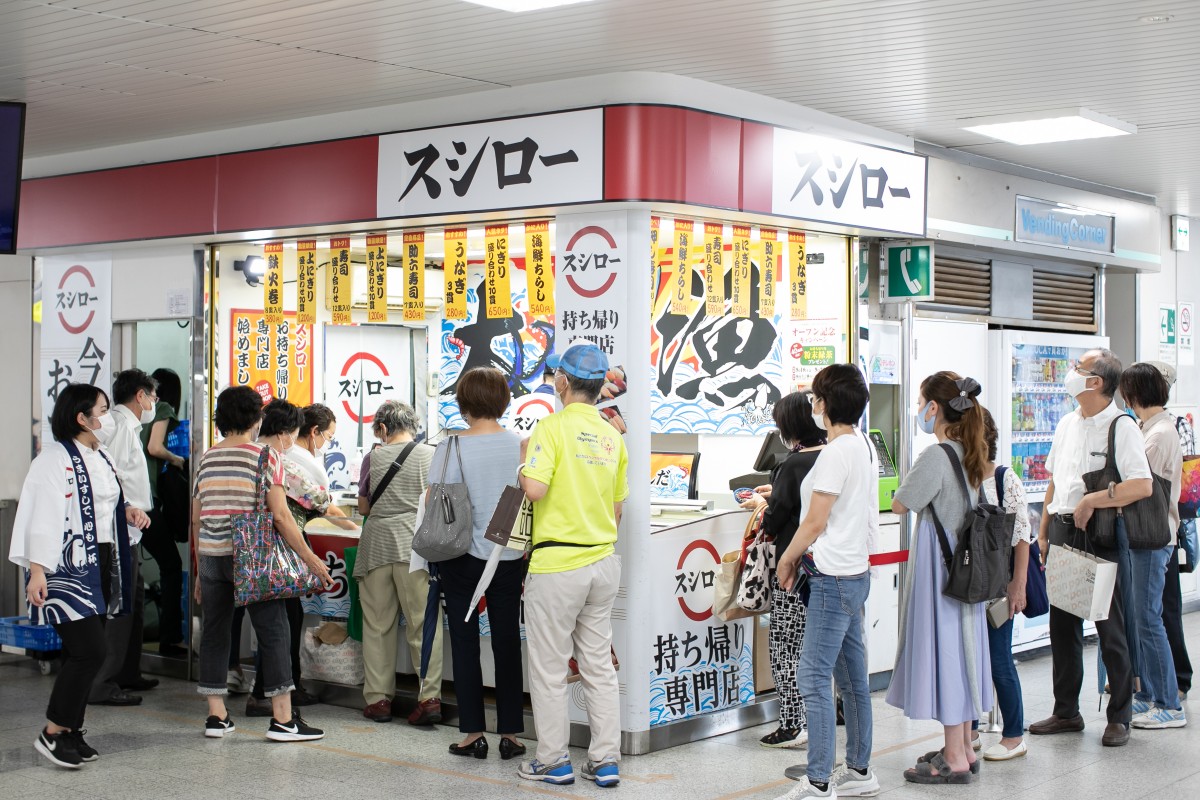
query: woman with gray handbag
354 400 441 725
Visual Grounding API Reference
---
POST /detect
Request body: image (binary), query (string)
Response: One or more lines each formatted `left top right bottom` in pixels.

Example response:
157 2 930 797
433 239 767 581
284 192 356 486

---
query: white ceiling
3 0 1198 213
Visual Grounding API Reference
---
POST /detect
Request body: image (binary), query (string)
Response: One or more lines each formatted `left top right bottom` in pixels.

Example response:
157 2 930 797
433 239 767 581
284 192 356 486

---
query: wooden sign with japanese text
366 233 388 323
402 231 424 321
443 228 468 320
525 221 554 317
704 222 725 317
485 224 512 319
263 242 284 325
730 225 751 318
329 237 353 325
296 240 317 324
789 231 808 320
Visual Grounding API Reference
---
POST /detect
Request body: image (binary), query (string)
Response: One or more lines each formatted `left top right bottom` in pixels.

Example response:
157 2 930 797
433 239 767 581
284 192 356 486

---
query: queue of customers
8 347 1195 793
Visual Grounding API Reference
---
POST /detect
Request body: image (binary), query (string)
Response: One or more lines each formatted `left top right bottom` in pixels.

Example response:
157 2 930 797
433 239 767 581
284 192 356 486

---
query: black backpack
929 444 1014 604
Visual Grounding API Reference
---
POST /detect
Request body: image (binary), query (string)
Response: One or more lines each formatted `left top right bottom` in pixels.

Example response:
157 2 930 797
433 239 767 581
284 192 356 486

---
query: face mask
1064 369 1092 398
139 407 156 425
916 401 937 435
96 412 115 432
811 400 827 431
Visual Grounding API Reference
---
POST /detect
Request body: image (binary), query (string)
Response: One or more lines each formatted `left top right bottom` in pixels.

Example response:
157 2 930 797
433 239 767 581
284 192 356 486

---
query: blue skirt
885 517 993 725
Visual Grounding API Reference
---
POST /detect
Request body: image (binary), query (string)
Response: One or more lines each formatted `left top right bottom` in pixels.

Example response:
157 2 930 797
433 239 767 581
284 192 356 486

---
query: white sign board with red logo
555 212 629 366
41 255 113 442
646 513 755 726
322 324 427 490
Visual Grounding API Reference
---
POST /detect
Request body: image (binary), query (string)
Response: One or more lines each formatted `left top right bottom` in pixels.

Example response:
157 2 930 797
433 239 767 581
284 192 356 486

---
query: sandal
904 753 975 784
760 727 808 748
917 748 980 774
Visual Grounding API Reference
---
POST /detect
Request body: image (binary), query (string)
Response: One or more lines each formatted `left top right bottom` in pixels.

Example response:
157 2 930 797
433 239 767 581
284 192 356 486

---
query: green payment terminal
869 429 899 511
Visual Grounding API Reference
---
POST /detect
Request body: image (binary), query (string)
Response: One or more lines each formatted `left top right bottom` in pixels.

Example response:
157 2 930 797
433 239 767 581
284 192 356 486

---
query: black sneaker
204 715 236 738
71 729 99 762
35 729 83 769
267 712 324 742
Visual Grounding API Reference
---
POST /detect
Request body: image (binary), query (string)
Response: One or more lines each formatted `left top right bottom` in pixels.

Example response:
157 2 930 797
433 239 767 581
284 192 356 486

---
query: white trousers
524 554 622 765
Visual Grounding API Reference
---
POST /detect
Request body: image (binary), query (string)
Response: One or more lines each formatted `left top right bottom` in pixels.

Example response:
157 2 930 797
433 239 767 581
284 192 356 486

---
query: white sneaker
1131 708 1187 729
831 764 879 796
774 776 835 799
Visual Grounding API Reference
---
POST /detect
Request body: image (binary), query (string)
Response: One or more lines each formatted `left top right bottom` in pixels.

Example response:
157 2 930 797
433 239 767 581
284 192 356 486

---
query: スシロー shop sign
337 352 396 424
674 539 721 622
771 128 927 236
376 109 603 218
558 223 624 355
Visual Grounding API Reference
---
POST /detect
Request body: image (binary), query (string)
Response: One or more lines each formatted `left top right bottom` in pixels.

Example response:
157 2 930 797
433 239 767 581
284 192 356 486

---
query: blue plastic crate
0 616 62 652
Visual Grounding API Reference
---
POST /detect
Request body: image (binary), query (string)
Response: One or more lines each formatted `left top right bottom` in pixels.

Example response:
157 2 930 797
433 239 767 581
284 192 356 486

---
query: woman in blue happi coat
9 383 147 769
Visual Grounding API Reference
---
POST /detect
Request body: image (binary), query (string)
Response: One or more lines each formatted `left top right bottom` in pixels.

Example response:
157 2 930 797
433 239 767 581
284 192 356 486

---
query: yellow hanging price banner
650 216 661 299
296 240 317 324
485 224 512 319
402 231 425 321
263 242 284 325
366 234 388 323
525 221 554 317
789 230 808 320
329 237 353 325
731 225 751 318
672 219 694 315
759 229 778 319
443 228 468 321
704 222 725 317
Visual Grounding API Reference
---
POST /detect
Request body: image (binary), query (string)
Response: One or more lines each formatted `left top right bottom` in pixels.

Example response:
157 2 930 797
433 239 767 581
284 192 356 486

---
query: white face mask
811 399 828 431
139 407 156 425
1064 369 1092 398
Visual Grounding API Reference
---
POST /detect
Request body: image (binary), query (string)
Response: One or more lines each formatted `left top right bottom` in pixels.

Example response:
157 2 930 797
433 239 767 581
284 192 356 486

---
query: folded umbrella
465 544 504 622
419 562 443 680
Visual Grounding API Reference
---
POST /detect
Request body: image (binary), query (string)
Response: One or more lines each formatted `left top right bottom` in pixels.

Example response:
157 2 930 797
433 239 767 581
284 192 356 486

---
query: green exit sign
883 242 934 303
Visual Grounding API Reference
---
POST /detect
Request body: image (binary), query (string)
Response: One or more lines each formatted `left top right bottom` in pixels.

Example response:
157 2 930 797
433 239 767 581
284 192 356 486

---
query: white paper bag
1046 543 1118 622
299 624 365 685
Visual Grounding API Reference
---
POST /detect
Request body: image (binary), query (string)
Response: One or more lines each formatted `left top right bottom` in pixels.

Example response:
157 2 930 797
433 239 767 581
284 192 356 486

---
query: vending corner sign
1015 196 1115 255
881 241 934 303
376 108 604 219
771 128 927 236
41 255 113 441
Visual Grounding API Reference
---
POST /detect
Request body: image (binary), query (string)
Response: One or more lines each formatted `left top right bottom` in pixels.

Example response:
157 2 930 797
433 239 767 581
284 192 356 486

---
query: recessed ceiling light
961 107 1136 145
463 0 594 11
1137 13 1173 23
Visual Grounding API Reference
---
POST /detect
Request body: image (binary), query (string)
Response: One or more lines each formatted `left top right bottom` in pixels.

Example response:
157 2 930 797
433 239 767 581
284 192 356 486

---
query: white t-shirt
800 430 878 576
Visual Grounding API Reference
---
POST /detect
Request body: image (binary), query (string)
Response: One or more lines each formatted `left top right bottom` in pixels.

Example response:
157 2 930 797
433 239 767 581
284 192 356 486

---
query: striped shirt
194 443 283 557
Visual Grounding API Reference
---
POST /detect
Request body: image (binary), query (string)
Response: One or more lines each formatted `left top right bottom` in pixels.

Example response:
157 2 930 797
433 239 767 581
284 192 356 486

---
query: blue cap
546 343 609 380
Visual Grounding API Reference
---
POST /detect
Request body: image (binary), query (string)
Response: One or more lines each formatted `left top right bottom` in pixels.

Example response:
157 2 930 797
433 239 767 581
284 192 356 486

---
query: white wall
0 255 32 499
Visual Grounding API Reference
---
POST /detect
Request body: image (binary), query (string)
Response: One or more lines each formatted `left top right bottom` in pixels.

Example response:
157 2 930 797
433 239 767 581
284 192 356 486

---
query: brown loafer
1028 714 1085 735
1102 722 1130 747
363 699 393 723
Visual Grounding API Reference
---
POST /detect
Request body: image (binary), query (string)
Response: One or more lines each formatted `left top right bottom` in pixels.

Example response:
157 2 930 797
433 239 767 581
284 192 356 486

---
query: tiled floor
4 615 1200 799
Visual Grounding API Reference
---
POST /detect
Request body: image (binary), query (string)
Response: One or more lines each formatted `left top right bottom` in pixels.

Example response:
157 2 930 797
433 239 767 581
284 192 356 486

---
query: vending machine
987 329 1109 650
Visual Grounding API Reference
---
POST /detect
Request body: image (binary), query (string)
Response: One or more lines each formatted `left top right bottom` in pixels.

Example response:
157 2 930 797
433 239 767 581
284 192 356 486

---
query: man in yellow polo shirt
518 342 629 788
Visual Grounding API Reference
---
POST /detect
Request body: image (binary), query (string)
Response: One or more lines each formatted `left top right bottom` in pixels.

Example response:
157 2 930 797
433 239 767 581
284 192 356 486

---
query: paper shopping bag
1046 543 1118 622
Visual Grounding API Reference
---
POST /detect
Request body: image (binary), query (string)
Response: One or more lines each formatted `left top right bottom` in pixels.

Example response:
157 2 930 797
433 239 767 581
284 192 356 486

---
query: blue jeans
1129 542 1181 710
987 617 1024 738
795 572 872 784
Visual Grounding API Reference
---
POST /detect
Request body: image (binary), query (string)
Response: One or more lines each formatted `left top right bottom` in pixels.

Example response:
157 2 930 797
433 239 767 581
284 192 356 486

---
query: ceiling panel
2 0 1198 211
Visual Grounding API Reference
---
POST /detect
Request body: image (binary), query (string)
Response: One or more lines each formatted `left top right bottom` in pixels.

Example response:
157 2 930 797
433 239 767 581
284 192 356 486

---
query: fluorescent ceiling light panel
961 108 1136 145
463 0 594 11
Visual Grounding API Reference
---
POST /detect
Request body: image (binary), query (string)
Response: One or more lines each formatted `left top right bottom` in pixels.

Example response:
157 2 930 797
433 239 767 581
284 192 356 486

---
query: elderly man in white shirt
88 369 160 706
1028 349 1152 748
